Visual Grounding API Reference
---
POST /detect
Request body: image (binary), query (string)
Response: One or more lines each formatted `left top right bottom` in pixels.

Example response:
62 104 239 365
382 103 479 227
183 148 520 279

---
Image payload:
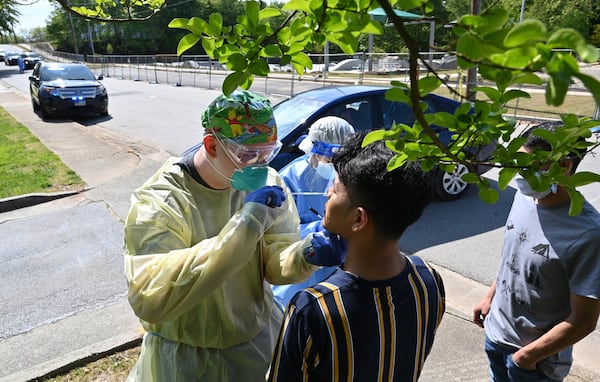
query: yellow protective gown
124 157 316 381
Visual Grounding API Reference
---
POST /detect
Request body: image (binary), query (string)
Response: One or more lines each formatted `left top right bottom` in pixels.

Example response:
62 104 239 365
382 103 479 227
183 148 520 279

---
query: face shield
311 141 341 158
218 136 282 166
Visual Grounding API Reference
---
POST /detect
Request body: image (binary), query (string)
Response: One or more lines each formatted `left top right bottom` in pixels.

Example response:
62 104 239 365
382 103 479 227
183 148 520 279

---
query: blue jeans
484 337 561 382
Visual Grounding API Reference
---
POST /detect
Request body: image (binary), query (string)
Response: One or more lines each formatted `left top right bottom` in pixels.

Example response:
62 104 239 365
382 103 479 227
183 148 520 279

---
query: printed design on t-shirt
506 220 515 231
517 228 528 244
507 251 520 275
531 243 549 259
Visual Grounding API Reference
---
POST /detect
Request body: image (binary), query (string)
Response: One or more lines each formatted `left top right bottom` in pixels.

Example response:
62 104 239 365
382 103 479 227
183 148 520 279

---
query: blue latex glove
299 219 321 239
303 224 347 266
244 186 286 208
299 211 320 224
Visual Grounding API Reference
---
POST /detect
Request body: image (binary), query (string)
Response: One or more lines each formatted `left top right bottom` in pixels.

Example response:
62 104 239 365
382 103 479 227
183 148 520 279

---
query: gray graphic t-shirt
485 191 600 379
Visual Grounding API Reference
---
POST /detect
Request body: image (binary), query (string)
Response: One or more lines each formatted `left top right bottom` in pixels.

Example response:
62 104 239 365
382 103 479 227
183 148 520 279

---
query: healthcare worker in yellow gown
124 90 346 381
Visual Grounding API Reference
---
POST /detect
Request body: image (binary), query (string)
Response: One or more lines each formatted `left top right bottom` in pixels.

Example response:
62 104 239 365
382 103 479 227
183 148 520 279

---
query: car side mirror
97 74 104 80
28 76 36 81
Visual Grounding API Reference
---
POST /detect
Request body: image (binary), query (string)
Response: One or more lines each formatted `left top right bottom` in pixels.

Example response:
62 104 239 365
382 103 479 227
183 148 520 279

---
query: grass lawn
0 107 85 199
40 347 141 382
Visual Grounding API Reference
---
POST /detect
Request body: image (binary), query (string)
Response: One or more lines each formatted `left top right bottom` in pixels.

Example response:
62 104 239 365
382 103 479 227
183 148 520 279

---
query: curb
0 189 87 213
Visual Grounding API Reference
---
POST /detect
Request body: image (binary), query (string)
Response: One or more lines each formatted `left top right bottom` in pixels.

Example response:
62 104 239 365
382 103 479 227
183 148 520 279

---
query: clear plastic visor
218 136 282 165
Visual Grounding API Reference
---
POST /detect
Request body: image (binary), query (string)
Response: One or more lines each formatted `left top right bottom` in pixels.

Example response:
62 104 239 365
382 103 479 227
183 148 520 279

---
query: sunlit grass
0 107 85 198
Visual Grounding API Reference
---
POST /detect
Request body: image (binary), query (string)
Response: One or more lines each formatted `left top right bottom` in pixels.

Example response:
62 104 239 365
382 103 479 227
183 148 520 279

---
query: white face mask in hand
514 174 557 199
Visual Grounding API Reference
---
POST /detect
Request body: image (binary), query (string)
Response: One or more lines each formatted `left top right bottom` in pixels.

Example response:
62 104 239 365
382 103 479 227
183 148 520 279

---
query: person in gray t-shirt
473 121 600 381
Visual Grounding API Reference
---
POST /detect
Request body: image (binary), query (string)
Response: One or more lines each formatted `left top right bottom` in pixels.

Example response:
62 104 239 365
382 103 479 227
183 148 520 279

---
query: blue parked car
184 85 494 200
270 85 494 200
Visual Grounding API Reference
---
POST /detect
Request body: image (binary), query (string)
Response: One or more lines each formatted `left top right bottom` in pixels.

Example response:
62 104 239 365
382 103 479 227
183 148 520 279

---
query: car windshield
273 97 327 137
41 66 96 81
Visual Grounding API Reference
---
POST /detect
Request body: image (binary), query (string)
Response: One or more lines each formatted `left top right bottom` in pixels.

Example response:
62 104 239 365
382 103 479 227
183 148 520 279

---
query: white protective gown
124 157 315 381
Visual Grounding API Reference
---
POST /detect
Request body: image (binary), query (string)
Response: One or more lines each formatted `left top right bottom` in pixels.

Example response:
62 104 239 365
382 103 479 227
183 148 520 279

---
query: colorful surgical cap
202 90 278 145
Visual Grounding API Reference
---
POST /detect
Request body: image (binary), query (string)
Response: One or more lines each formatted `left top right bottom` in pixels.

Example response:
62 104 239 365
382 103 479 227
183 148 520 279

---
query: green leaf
397 0 422 11
577 44 599 63
387 153 409 171
462 172 479 183
250 59 270 76
290 51 313 69
512 72 543 86
502 46 540 69
263 44 282 57
479 7 508 36
546 28 584 50
567 171 600 187
457 33 486 60
222 71 244 96
259 7 281 20
460 15 486 28
499 89 530 103
532 129 558 148
283 0 312 12
573 72 600 106
497 168 518 190
546 75 568 106
417 76 441 97
385 87 410 103
566 189 584 216
479 186 499 204
176 33 201 56
227 53 248 71
504 20 546 48
202 38 216 57
362 19 384 35
184 17 208 36
362 130 387 146
168 18 190 30
208 13 222 35
240 73 253 90
239 1 259 31
476 86 501 102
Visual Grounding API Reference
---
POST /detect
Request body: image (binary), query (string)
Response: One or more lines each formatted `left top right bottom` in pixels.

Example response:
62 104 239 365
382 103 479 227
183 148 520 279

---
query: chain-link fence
31 43 600 121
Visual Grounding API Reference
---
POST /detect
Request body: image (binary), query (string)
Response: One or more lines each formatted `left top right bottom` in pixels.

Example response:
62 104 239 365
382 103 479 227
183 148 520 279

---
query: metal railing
31 44 600 120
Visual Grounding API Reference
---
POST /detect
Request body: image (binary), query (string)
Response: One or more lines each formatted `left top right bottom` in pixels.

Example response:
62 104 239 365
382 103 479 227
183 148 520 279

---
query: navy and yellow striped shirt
268 255 445 382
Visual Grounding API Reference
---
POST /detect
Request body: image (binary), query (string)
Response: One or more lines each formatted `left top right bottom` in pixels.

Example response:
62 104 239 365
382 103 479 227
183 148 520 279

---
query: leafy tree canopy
168 0 600 215
9 0 600 215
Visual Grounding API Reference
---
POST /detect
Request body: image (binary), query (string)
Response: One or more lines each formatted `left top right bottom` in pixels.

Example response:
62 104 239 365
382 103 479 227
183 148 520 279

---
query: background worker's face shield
311 141 341 158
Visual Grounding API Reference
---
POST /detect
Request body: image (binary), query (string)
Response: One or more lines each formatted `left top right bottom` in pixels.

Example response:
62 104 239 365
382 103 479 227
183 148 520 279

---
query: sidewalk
1 79 598 381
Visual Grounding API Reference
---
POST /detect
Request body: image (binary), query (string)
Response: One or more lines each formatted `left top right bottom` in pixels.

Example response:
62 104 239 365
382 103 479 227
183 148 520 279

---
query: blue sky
17 0 54 32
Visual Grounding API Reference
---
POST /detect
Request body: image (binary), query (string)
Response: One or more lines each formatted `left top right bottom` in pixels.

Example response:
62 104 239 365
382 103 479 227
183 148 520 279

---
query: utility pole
66 7 79 54
466 0 480 102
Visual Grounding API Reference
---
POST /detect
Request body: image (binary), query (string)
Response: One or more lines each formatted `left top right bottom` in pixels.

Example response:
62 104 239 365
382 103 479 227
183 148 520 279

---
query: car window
40 66 96 81
321 97 374 132
273 97 327 138
382 98 439 129
382 99 415 129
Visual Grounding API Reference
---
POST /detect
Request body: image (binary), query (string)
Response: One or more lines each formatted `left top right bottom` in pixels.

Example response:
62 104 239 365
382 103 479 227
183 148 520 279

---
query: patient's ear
352 207 368 233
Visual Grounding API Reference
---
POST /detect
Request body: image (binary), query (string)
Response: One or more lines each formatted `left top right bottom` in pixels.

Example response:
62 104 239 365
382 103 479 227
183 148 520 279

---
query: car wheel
434 164 471 201
100 109 109 117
